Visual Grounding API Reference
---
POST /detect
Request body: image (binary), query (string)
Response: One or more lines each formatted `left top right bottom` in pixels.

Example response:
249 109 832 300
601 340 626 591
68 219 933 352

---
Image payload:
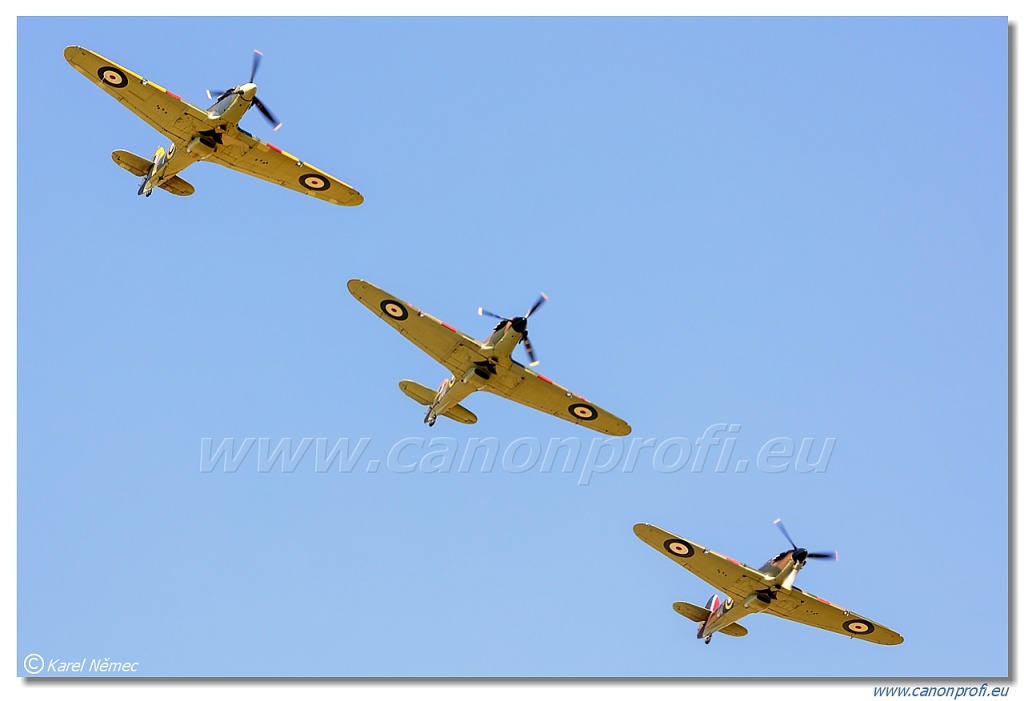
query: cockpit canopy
207 90 238 118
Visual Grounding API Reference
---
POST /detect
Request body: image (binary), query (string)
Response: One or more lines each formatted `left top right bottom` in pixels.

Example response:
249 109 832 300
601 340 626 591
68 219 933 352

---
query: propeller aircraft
347 279 631 435
64 46 363 206
633 520 903 645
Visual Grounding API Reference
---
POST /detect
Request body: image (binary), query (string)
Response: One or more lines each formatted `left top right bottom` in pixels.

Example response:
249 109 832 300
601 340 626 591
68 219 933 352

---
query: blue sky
15 14 1009 683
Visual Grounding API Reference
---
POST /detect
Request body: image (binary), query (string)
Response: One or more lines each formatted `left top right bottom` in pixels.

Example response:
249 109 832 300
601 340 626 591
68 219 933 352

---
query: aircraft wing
633 523 771 601
481 362 631 436
347 279 489 374
764 587 904 645
64 46 211 144
209 127 363 206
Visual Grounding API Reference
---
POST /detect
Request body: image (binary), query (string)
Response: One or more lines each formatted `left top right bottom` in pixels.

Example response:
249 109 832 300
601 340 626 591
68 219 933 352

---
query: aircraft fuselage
423 319 525 425
698 549 807 641
137 88 255 195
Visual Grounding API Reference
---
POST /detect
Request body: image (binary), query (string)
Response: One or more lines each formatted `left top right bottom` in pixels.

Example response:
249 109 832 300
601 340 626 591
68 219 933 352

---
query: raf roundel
97 65 128 88
663 538 695 558
299 173 331 192
842 619 875 636
380 299 409 321
568 403 599 421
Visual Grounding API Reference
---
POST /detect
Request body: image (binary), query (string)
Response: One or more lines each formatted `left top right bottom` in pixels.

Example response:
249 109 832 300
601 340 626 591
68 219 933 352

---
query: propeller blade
773 518 798 550
523 333 539 367
250 49 264 83
774 519 836 562
253 97 282 131
808 551 838 560
478 308 507 321
526 293 548 318
480 294 547 366
207 88 231 101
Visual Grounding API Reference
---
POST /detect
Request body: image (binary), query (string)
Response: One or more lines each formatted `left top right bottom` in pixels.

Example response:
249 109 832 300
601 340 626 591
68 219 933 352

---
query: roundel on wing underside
568 403 598 421
842 619 875 636
380 299 409 321
299 173 330 191
97 65 128 88
663 538 695 558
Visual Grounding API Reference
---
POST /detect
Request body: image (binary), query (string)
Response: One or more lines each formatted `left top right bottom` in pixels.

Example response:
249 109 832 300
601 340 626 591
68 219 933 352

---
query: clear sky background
15 15 1008 681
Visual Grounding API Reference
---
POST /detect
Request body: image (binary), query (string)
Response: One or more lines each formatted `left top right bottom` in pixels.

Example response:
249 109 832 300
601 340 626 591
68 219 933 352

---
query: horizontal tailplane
673 601 748 637
398 380 434 406
111 149 150 176
673 600 711 624
718 622 748 637
111 149 194 196
157 176 195 196
398 380 477 424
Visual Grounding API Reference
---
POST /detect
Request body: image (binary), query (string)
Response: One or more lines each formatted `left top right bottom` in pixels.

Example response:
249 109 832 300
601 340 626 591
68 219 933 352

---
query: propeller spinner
206 49 282 131
773 518 838 564
478 293 548 366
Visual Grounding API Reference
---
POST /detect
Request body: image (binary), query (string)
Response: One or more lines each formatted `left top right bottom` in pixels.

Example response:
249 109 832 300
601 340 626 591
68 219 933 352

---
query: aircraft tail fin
398 380 478 424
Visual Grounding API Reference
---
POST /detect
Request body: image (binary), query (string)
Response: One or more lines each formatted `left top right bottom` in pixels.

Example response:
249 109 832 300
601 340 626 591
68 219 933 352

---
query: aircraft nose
511 317 528 334
240 83 257 100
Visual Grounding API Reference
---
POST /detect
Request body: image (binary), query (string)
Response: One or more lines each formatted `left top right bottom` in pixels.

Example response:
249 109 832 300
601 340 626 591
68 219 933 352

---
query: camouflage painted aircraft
634 520 903 645
347 279 631 436
63 46 363 206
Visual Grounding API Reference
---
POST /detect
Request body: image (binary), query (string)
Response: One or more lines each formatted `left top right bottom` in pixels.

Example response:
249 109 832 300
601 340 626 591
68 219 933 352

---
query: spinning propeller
206 49 282 131
478 293 548 367
773 518 838 565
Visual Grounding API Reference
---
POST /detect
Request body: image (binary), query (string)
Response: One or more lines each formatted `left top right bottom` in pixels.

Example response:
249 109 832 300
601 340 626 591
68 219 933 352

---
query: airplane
63 46 363 206
347 279 631 436
633 520 903 645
